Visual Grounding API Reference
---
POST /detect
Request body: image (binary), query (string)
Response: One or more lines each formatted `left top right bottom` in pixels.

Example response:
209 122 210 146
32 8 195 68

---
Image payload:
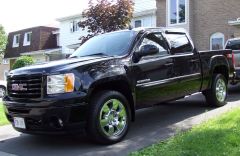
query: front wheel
204 74 228 107
87 90 130 144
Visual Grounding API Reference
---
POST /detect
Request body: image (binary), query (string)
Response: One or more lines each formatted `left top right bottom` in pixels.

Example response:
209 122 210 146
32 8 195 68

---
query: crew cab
225 38 240 85
3 28 233 144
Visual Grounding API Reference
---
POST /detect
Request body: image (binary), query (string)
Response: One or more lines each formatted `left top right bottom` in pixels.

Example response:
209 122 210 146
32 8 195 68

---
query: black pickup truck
3 28 233 144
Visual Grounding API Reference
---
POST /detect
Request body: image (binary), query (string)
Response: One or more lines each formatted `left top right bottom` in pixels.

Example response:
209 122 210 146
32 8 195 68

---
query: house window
70 21 80 33
2 59 9 64
134 20 142 28
23 32 32 46
169 0 186 25
210 32 225 50
13 34 20 47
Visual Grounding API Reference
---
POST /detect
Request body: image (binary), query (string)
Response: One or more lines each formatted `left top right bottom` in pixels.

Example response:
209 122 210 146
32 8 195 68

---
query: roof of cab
227 37 240 41
98 27 188 36
132 27 187 34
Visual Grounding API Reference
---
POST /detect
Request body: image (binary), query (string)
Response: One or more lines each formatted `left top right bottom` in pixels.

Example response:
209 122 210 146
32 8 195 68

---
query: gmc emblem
12 84 27 91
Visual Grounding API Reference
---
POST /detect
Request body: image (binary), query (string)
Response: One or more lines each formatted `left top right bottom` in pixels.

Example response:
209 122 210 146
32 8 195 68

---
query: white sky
0 0 89 33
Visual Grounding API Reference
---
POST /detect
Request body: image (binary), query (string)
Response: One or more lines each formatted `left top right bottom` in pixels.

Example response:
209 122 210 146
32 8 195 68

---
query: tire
204 74 228 107
0 86 6 98
87 90 131 144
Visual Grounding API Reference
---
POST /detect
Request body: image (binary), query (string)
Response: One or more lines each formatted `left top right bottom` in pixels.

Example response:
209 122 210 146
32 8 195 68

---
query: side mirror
133 44 159 63
138 44 159 57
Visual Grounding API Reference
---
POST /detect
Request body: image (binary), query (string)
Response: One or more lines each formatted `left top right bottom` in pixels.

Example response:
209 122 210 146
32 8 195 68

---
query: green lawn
131 108 240 156
0 103 9 126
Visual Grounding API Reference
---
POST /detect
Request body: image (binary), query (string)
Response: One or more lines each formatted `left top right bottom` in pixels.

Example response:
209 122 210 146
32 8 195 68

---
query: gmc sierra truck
3 28 233 144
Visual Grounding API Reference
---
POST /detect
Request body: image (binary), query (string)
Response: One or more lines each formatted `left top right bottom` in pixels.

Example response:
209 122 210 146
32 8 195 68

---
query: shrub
12 56 35 70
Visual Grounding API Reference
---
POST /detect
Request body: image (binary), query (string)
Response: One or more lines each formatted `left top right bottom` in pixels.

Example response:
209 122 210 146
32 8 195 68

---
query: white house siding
132 15 157 28
133 0 156 14
132 0 157 28
58 0 157 54
0 64 10 81
58 16 89 54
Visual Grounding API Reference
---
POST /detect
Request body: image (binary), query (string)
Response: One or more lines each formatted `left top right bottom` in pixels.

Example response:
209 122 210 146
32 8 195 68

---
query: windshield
71 31 136 58
226 40 240 50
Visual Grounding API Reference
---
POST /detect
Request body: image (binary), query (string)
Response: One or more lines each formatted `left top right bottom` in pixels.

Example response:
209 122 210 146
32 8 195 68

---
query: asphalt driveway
1 85 240 156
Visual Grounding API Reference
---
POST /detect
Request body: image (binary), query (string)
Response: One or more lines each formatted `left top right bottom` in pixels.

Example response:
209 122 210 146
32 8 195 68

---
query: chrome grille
7 75 42 99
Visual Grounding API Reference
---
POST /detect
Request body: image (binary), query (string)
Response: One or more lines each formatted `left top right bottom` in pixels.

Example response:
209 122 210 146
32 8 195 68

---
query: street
0 85 240 156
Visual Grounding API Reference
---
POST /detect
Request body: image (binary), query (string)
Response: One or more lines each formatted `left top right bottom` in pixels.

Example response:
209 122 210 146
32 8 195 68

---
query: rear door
132 32 178 108
164 33 202 96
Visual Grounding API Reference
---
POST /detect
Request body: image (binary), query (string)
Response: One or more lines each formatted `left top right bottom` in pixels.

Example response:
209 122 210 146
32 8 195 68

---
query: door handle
190 59 199 63
164 63 173 67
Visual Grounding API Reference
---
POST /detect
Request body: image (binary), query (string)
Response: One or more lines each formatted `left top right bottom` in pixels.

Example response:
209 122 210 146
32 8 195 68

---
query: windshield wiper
84 53 110 57
69 56 78 59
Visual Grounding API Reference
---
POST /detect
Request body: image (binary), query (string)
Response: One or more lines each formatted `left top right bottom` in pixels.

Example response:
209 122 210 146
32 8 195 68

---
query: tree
12 56 35 70
0 25 7 55
78 0 134 44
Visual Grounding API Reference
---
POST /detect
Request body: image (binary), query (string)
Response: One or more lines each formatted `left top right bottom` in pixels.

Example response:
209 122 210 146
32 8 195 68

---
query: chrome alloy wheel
215 78 227 102
99 99 127 137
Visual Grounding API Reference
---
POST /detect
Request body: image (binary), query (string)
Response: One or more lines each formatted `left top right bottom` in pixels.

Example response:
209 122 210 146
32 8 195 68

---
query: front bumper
3 94 89 135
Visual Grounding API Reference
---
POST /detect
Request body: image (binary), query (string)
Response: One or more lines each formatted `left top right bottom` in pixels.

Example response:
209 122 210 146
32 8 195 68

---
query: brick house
4 26 62 69
156 0 240 51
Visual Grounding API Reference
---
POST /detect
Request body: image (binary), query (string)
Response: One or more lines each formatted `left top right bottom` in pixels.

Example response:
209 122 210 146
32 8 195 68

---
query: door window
165 33 193 54
139 33 169 57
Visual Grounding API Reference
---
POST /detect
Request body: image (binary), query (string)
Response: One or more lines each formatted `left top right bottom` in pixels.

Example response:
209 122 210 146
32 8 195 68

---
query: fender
85 72 136 121
208 55 230 88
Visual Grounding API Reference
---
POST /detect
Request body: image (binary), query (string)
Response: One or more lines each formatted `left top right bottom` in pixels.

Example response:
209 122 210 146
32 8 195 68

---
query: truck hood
9 56 113 76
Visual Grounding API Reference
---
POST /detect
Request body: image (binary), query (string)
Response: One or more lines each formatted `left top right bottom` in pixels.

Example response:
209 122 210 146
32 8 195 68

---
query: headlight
47 73 75 95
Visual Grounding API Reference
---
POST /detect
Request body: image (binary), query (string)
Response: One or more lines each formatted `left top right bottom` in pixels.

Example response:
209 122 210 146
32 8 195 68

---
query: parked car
0 80 7 98
3 28 233 144
225 38 240 85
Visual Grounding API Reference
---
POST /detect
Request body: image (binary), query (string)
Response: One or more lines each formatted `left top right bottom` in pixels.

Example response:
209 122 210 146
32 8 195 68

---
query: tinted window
71 31 135 57
226 40 240 50
165 34 193 54
139 33 168 56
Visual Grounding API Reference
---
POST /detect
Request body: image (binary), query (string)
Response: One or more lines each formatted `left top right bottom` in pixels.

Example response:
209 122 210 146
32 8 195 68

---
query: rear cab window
225 39 240 50
164 33 193 54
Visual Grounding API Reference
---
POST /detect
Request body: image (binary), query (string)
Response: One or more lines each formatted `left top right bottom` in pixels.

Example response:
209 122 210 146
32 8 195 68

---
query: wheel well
213 65 229 81
89 81 135 121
